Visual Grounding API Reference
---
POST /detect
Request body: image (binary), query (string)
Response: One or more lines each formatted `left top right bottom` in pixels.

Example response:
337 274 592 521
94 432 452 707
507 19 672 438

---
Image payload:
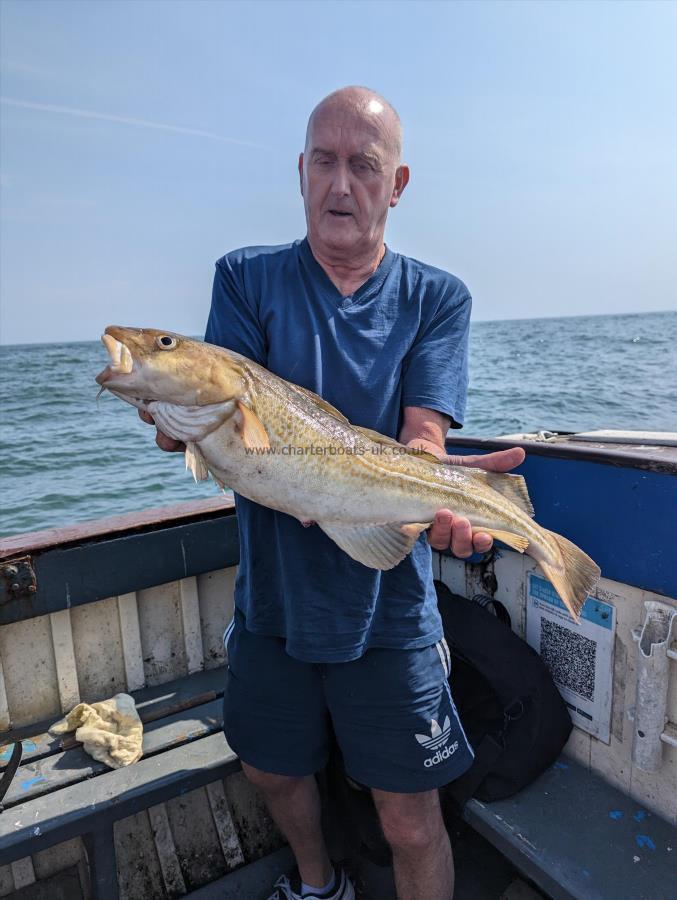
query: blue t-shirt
205 238 471 663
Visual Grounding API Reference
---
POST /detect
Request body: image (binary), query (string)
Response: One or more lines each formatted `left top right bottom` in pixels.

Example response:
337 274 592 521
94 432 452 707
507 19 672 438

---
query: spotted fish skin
96 326 600 620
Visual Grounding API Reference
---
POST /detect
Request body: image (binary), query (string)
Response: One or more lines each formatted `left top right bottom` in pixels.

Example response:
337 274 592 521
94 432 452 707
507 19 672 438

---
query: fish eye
156 335 177 350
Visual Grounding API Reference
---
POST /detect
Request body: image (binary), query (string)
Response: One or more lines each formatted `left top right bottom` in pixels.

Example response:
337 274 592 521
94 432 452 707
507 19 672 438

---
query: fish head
95 326 246 408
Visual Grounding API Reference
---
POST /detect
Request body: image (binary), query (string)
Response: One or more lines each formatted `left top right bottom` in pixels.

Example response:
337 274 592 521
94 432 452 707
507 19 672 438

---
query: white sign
526 573 615 743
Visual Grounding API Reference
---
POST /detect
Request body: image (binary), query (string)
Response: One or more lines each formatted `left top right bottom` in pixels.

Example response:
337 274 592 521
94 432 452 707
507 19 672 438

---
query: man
142 86 524 900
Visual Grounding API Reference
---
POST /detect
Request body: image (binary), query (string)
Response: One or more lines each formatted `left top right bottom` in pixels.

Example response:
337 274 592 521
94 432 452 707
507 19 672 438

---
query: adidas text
424 740 459 768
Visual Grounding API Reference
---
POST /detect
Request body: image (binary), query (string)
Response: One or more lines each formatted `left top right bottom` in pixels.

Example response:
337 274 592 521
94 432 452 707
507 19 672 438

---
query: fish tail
539 530 601 621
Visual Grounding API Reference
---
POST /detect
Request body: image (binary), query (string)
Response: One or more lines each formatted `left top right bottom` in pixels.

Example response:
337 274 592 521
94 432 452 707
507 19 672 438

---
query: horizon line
1 309 673 349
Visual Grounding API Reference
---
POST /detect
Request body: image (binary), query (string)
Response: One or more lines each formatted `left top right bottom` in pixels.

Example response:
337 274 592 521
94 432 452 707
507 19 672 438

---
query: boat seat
461 759 676 900
0 667 241 896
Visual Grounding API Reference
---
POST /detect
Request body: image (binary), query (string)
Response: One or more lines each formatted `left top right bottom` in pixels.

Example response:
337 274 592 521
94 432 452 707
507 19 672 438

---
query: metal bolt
2 565 18 577
27 585 36 593
10 583 20 592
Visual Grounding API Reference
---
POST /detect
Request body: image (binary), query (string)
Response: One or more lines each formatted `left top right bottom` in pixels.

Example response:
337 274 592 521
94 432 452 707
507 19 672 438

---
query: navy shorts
223 610 474 794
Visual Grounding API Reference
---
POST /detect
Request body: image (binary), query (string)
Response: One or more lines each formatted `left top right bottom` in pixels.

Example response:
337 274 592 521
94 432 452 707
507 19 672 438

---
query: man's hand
442 447 526 473
426 446 526 557
399 408 526 558
138 409 186 453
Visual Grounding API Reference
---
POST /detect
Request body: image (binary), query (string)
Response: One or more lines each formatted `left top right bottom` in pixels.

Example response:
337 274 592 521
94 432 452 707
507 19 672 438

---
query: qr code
540 619 596 700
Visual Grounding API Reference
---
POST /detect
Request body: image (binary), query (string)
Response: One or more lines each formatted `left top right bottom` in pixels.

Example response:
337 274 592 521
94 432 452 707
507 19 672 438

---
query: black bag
321 581 572 862
434 580 572 808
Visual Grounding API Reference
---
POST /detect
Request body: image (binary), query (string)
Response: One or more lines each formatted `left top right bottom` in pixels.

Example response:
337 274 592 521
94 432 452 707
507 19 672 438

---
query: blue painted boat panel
445 444 676 599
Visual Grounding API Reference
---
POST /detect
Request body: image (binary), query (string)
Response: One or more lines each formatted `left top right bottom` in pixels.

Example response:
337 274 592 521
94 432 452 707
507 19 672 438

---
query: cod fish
96 326 600 620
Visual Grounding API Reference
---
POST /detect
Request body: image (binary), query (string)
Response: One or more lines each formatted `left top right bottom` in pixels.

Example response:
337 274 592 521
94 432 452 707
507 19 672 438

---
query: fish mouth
95 334 134 385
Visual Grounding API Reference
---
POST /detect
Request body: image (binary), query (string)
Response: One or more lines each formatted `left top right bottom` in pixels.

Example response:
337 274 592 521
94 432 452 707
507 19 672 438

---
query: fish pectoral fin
472 528 529 553
353 427 441 464
235 401 270 451
185 442 209 482
318 521 432 570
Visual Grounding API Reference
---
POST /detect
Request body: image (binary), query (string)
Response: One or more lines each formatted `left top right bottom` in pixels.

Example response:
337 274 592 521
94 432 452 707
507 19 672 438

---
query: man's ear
298 153 304 196
390 165 410 208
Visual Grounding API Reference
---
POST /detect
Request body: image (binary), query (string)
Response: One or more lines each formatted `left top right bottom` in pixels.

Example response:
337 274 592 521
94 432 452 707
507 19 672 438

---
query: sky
0 0 675 345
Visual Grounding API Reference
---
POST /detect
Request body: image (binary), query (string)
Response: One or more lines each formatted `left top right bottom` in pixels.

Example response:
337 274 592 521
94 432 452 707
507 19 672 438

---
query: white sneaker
267 865 356 900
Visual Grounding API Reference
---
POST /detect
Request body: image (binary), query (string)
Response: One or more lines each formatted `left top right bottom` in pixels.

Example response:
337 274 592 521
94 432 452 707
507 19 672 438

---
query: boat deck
1 435 675 898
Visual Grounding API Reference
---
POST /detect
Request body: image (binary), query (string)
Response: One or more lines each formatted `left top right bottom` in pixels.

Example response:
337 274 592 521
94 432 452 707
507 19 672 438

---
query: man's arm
399 405 525 558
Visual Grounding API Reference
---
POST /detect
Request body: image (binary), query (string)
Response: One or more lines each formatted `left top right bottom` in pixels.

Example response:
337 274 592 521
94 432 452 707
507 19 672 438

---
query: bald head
299 86 409 264
305 86 403 162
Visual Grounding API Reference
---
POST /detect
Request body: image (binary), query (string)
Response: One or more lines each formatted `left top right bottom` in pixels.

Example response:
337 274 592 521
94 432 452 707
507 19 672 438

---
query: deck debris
50 692 143 768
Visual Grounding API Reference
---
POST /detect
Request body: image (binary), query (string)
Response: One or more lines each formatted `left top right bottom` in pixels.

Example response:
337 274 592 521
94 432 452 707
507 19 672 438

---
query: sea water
1 311 675 537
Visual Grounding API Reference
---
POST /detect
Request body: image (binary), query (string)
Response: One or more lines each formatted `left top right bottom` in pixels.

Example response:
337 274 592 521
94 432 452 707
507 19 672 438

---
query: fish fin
354 427 441 464
353 426 402 447
471 471 535 517
410 448 447 464
472 528 529 553
185 442 209 482
290 385 350 423
538 531 601 621
319 521 432 570
235 401 270 451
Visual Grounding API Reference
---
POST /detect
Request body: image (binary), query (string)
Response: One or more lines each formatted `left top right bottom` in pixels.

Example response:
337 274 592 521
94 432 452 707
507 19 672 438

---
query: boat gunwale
446 435 677 475
0 496 236 560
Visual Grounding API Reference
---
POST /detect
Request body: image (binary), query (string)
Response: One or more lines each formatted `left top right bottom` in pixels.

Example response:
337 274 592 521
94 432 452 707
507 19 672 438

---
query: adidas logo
415 717 452 751
423 741 459 768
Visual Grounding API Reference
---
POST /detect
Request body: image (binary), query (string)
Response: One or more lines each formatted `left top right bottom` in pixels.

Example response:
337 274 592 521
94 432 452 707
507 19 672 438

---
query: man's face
299 104 407 258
